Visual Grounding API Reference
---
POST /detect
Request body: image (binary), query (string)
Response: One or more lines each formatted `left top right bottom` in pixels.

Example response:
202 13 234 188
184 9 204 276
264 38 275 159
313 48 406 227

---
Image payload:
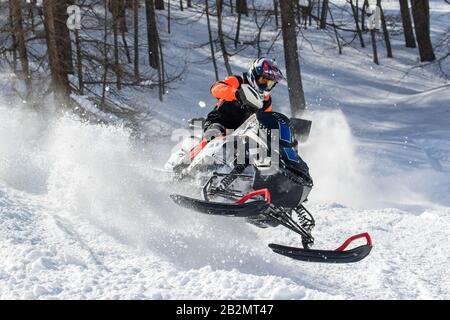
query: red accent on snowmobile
189 138 207 160
235 188 271 205
335 232 372 252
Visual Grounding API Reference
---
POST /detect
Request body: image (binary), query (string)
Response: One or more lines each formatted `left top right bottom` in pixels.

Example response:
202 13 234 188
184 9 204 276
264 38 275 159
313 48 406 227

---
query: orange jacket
210 76 272 112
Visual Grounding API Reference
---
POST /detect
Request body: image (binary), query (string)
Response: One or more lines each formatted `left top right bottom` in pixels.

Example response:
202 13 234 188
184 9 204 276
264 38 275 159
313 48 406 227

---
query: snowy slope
0 3 449 299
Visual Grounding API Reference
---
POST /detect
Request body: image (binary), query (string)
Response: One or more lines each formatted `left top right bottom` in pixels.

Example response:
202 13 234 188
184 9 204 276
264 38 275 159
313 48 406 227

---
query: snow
0 2 449 299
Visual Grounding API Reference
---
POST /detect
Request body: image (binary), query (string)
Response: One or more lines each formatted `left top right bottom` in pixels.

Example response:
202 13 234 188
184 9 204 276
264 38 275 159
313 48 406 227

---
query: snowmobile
165 84 372 263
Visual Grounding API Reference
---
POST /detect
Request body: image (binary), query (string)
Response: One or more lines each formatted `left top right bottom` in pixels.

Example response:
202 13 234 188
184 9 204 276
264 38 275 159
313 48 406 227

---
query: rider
203 57 285 140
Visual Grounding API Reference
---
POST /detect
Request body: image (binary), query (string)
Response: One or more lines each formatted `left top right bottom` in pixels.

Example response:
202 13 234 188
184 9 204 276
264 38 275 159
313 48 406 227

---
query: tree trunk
328 3 342 54
9 0 31 92
157 29 164 101
75 29 83 95
361 0 368 31
30 0 37 32
377 0 392 57
145 0 160 69
349 0 365 47
371 29 379 65
155 0 164 10
235 2 242 48
145 0 163 100
411 0 435 61
134 0 140 81
168 0 171 34
205 0 219 81
180 0 184 11
280 0 306 115
54 0 74 75
118 0 131 63
8 8 17 73
399 0 416 48
296 0 301 25
273 0 279 28
118 0 128 32
187 0 192 7
43 0 71 106
320 0 328 29
236 0 248 16
216 0 233 76
111 1 122 90
317 0 321 28
101 1 109 105
308 0 313 27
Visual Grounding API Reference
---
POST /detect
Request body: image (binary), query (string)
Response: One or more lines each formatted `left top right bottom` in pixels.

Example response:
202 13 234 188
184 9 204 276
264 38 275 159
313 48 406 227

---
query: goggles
258 76 277 92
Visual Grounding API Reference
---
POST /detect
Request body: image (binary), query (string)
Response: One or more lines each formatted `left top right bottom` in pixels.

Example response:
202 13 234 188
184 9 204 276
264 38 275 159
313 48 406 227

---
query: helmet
246 58 285 94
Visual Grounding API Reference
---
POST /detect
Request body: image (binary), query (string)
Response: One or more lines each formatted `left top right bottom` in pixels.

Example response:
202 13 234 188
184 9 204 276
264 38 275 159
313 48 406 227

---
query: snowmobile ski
269 233 372 263
170 194 270 217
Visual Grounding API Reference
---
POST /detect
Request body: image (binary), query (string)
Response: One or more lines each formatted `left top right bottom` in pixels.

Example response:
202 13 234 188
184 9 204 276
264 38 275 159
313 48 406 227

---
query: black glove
204 122 225 142
235 88 242 102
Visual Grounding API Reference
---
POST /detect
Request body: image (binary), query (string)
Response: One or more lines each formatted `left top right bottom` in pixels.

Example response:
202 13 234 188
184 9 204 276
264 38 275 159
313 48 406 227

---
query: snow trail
0 0 449 298
1 95 449 299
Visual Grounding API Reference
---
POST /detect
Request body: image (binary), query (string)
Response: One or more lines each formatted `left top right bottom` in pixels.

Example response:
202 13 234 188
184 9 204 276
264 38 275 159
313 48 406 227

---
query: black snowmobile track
268 243 372 263
170 194 269 217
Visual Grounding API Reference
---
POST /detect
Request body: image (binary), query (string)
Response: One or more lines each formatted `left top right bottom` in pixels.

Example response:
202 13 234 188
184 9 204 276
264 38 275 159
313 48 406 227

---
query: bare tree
236 0 248 16
399 0 416 48
7 6 18 73
55 1 74 75
145 0 160 69
216 0 233 75
111 1 122 89
253 3 270 57
101 1 109 105
377 0 392 58
9 0 31 92
30 0 37 32
296 0 312 29
168 0 171 33
320 0 328 29
235 0 242 48
280 0 306 114
42 0 72 106
273 0 279 28
119 1 132 64
361 0 369 31
349 0 365 47
74 26 83 94
328 4 342 54
134 0 140 81
205 0 219 81
371 30 379 64
411 0 435 61
157 27 165 101
145 0 163 100
155 0 165 10
317 0 321 28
